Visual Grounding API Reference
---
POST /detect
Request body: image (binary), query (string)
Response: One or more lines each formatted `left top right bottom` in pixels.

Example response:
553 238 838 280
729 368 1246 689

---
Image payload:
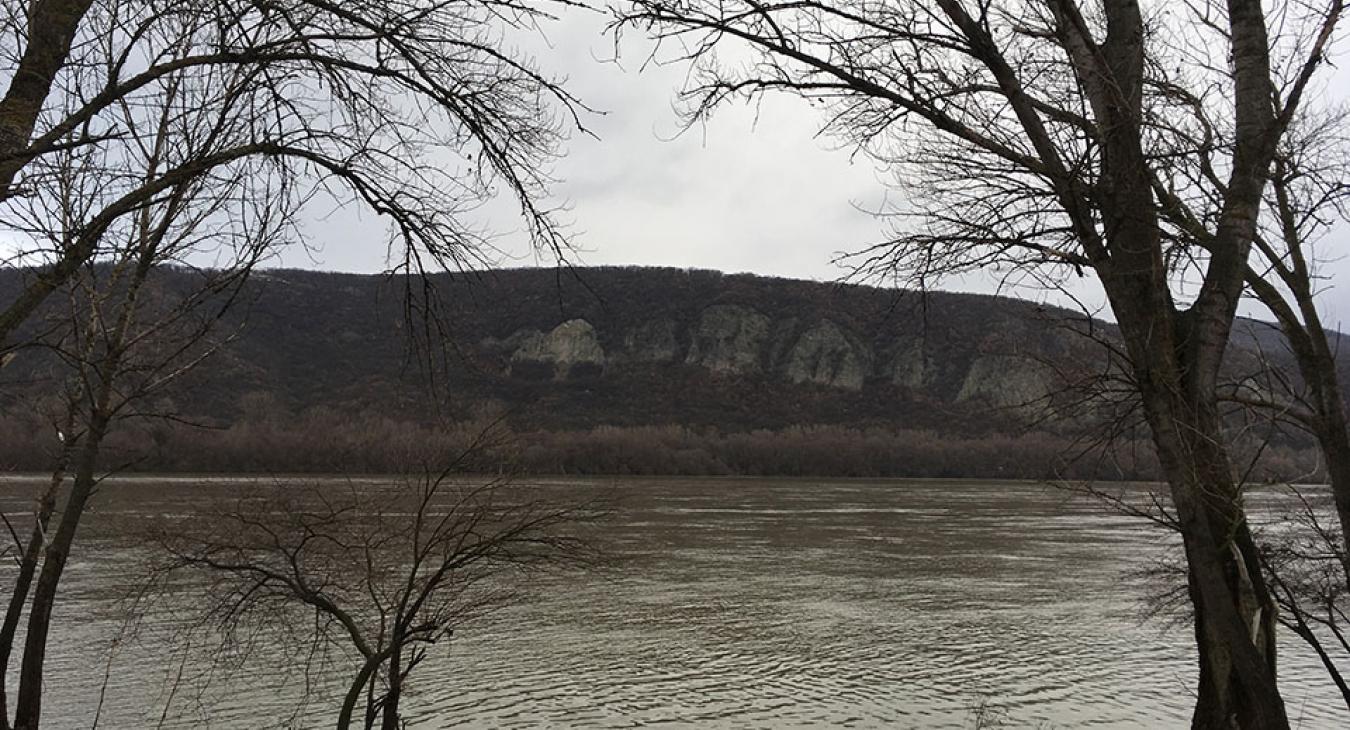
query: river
0 475 1343 729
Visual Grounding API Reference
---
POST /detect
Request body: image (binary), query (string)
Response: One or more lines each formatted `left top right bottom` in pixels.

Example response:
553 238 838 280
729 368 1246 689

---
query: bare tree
0 3 591 725
1256 485 1350 713
1207 105 1350 712
1158 95 1350 717
1220 108 1350 579
614 0 1343 726
0 0 589 350
154 461 596 730
0 89 285 727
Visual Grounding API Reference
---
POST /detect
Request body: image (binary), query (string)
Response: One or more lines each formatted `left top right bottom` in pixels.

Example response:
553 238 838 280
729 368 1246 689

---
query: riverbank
0 417 1318 481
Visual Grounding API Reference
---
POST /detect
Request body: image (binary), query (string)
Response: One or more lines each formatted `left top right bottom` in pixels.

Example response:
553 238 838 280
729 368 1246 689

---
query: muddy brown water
0 475 1343 729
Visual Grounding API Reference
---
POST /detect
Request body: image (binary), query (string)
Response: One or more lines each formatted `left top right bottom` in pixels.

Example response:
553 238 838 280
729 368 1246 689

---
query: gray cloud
278 7 1350 329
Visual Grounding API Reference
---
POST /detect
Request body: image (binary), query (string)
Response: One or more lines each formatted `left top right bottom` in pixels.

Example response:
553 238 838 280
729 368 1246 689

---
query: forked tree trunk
1129 346 1288 729
340 641 400 730
1095 185 1287 727
12 253 151 729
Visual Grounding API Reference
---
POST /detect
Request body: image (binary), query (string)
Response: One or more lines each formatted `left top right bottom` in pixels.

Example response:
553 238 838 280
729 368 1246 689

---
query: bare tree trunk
1247 264 1350 589
0 459 66 730
1135 374 1286 729
1316 418 1350 584
339 649 393 730
0 0 96 196
10 262 146 730
1296 338 1350 586
12 402 110 730
1101 212 1287 728
380 641 402 730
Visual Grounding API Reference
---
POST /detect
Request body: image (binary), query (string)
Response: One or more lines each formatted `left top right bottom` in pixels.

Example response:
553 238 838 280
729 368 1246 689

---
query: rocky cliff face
956 355 1053 414
783 320 871 390
686 305 772 374
0 266 1317 477
507 319 605 378
485 299 1066 418
54 265 1123 434
890 342 934 391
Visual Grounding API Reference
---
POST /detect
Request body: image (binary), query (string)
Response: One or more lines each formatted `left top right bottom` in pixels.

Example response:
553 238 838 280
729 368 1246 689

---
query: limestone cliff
782 320 871 390
890 342 935 391
956 355 1053 414
685 305 771 374
509 319 605 378
136 266 1174 435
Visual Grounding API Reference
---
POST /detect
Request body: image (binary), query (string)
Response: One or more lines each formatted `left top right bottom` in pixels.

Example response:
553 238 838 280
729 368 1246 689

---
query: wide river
1 475 1345 729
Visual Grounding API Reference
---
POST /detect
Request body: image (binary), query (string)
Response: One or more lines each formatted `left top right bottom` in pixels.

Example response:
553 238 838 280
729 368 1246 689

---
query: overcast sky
274 7 1350 328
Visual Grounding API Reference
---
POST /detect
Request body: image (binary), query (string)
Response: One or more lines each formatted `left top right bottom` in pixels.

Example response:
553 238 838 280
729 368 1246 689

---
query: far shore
0 471 1325 489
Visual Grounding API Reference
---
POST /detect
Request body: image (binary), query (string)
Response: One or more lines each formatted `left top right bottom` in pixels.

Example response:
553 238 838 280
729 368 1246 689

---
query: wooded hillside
0 266 1319 479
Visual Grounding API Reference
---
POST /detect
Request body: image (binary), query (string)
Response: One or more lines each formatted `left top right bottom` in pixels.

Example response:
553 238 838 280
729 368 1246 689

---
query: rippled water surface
2 475 1346 728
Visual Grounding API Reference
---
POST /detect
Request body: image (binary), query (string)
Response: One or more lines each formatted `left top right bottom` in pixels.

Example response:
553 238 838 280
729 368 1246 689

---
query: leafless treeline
0 404 1319 481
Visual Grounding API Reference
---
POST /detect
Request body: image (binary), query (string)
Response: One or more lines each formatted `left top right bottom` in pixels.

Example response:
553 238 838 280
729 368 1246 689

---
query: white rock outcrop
510 319 605 376
890 342 934 390
685 305 770 374
783 320 870 390
956 355 1052 413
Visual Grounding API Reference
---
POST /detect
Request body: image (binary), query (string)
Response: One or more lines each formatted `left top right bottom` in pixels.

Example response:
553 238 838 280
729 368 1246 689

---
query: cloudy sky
275 6 1350 326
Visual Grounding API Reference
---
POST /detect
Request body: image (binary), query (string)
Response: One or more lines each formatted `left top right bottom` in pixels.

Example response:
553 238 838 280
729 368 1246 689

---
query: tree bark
0 462 65 730
1110 298 1288 729
0 0 95 197
338 647 394 730
380 640 403 730
12 404 110 730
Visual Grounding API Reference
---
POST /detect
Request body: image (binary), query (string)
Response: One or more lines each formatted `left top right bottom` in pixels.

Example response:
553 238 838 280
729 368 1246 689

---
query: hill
0 266 1321 479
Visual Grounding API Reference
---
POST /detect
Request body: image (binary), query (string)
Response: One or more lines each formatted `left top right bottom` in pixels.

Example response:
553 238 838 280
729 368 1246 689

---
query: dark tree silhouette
0 0 589 350
156 464 596 729
614 0 1343 726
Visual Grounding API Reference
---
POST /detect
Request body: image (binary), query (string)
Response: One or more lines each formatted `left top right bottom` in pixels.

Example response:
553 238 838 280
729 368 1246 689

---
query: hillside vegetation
0 266 1318 479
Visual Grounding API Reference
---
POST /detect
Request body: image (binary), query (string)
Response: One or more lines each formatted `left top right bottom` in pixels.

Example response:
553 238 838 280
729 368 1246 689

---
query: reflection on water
0 476 1345 728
